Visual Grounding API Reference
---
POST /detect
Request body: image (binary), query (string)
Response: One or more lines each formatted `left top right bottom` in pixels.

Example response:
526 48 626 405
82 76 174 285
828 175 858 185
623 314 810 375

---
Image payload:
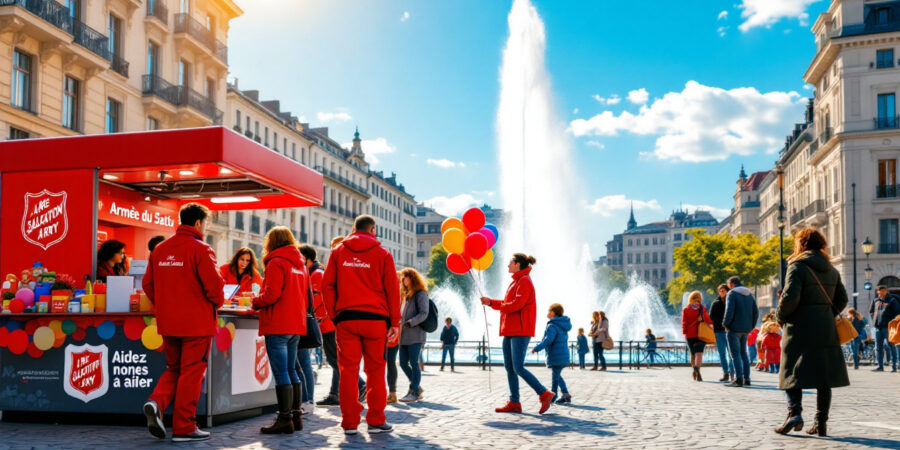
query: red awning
0 127 323 210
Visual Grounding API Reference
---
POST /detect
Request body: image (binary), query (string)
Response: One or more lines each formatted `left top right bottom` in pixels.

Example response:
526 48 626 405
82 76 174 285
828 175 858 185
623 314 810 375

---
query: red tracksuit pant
148 336 211 435
336 320 388 429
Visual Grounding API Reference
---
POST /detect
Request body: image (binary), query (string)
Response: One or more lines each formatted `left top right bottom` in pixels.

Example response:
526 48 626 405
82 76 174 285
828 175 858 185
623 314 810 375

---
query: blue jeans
502 336 547 403
726 331 750 381
646 350 657 365
875 327 898 370
550 366 568 395
399 343 423 392
441 344 456 369
748 344 757 364
314 347 323 365
578 353 586 369
714 331 734 376
768 363 780 373
851 337 863 368
295 348 315 402
265 334 301 386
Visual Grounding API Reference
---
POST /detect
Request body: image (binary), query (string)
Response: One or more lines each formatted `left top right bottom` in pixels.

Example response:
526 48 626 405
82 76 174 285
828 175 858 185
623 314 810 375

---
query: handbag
889 316 900 345
696 305 716 344
602 336 615 350
808 268 857 345
298 284 323 349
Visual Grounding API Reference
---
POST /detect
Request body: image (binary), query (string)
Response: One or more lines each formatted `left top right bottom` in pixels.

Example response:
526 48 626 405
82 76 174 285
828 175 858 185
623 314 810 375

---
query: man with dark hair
142 203 224 442
323 217 400 435
440 317 459 372
724 275 759 387
870 285 900 372
148 235 166 254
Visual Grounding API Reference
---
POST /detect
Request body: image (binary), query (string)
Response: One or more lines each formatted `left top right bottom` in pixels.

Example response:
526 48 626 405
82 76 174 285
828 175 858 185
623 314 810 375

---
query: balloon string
468 269 492 392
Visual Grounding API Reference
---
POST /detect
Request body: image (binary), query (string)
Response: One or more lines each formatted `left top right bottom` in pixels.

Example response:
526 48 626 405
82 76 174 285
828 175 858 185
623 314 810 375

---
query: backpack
414 293 439 333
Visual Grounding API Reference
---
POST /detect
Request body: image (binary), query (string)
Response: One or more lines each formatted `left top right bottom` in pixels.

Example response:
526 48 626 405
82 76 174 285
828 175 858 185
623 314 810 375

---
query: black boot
261 385 295 434
291 383 303 431
806 411 827 437
774 408 803 435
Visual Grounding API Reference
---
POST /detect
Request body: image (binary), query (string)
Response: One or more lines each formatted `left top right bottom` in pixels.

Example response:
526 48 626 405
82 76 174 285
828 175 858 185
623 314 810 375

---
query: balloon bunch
441 207 499 275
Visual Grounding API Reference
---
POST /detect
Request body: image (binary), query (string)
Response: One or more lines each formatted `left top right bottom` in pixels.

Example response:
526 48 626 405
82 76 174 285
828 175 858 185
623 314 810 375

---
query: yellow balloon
48 320 62 332
441 218 467 235
141 325 164 350
33 326 56 351
442 228 467 255
226 322 236 339
471 249 494 271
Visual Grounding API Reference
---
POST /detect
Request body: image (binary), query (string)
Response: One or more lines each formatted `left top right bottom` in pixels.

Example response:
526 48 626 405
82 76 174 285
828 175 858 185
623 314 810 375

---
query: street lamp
863 237 874 311
776 166 786 293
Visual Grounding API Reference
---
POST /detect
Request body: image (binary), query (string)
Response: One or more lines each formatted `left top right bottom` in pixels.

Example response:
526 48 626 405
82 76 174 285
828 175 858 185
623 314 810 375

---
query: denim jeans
265 334 301 386
578 353 586 369
647 350 657 365
399 343 423 392
726 331 750 381
768 363 780 373
386 346 399 392
314 347 323 365
296 348 315 402
748 344 757 364
550 366 568 395
441 344 456 369
786 387 831 416
851 337 863 368
714 331 734 376
875 327 898 370
592 341 606 369
502 336 546 403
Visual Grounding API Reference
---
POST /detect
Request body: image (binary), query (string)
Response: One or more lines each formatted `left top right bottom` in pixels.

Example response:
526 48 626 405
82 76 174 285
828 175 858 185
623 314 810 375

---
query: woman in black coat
774 228 849 437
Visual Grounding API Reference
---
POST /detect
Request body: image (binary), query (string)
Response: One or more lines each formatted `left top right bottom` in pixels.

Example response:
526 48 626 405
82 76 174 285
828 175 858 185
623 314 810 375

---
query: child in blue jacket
576 328 589 369
532 303 572 404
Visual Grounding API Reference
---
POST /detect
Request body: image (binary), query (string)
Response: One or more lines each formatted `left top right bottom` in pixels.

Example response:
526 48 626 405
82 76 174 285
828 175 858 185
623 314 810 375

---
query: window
879 219 899 253
180 0 189 14
105 98 121 133
11 50 32 111
250 215 261 234
877 93 896 128
178 59 190 88
273 132 278 150
636 254 641 264
245 116 250 132
66 0 80 20
147 41 159 75
877 49 894 69
206 14 213 31
62 76 80 131
879 159 896 188
235 110 241 127
205 77 214 100
674 233 682 241
146 116 159 130
9 127 30 140
264 127 269 146
108 14 123 57
876 7 891 25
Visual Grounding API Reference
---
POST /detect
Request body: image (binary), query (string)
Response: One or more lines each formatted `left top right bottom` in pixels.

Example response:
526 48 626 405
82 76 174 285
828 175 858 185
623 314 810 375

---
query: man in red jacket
323 215 400 435
142 203 224 443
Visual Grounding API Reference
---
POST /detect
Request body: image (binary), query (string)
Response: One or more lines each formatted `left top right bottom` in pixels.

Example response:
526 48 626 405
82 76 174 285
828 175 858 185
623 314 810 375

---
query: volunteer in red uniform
219 247 262 294
252 227 308 435
323 215 400 435
142 203 224 443
481 253 554 415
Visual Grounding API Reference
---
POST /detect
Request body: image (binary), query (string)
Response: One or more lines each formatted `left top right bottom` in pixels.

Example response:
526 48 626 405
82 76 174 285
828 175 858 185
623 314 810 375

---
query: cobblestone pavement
1 364 899 449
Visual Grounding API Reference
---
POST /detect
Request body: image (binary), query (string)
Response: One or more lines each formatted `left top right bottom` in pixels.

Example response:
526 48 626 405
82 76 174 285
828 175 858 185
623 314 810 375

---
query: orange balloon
442 228 467 255
471 249 494 271
441 218 467 235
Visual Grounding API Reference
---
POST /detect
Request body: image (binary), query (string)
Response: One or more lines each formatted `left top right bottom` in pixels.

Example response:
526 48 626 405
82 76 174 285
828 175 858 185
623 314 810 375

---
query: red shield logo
64 344 109 403
22 190 69 250
254 338 270 385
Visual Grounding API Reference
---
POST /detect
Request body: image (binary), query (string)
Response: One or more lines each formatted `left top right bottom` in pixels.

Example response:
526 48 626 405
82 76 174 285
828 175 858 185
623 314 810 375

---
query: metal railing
876 184 900 199
110 53 128 77
173 12 226 62
146 0 167 25
142 74 180 105
819 126 833 145
314 165 369 196
875 116 900 130
73 18 111 61
879 243 899 254
141 75 221 123
0 0 73 34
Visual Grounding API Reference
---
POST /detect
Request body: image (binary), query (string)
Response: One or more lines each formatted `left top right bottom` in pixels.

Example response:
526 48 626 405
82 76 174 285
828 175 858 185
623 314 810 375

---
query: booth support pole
91 169 99 282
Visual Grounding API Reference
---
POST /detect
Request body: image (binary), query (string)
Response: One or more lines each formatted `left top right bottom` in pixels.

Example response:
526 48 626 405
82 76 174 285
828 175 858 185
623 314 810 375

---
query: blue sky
228 0 830 257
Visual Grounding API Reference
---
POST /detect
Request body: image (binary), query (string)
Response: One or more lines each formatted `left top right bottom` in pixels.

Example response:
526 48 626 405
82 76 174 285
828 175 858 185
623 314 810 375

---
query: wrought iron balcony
0 0 73 34
110 53 128 77
142 74 180 105
875 116 900 130
173 12 226 62
73 19 110 61
819 127 832 145
876 184 900 199
879 243 899 254
176 86 219 122
243 129 253 139
232 125 241 133
146 0 167 24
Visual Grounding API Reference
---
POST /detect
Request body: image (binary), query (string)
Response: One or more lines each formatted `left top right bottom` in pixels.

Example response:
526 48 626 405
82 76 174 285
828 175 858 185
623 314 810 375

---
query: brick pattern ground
0 364 899 449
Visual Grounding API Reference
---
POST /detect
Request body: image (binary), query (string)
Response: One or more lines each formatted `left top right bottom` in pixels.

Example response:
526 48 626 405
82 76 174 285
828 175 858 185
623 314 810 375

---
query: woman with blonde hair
397 268 430 403
681 291 712 381
589 311 610 370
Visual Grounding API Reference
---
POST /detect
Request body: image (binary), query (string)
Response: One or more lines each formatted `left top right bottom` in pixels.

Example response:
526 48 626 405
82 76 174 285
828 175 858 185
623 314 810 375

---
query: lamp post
863 237 874 312
852 183 858 310
777 166 786 290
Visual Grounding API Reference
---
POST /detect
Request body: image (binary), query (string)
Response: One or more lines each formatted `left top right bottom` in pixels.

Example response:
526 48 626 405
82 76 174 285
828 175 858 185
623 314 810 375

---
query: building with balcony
1 0 239 140
415 204 446 274
720 166 770 237
369 169 417 269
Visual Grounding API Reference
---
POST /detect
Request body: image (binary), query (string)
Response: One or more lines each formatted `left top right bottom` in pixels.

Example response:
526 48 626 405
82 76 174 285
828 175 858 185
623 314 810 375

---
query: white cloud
424 194 483 217
572 108 579 114
737 0 819 32
802 84 812 90
426 158 466 169
342 137 396 164
401 11 410 22
627 88 649 105
569 81 805 163
586 195 661 217
585 141 605 149
592 94 621 105
472 190 495 197
718 26 729 37
717 10 729 21
316 111 352 123
683 204 732 220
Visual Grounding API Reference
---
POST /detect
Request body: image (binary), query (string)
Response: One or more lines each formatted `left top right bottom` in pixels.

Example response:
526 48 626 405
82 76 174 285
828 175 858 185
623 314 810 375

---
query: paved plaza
0 364 898 449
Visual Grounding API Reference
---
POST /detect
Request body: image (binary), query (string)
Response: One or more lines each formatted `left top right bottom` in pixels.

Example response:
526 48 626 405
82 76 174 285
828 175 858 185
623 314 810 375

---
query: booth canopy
0 127 323 210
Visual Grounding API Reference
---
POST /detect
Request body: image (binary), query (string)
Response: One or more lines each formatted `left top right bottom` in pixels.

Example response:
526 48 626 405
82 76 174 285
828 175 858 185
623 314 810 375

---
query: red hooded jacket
323 232 400 328
219 264 262 295
681 303 713 338
309 264 335 334
490 267 537 337
762 332 782 364
143 225 225 337
252 245 309 336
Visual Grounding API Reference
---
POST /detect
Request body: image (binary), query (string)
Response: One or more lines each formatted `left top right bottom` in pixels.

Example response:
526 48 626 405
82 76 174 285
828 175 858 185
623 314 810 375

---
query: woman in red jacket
252 227 309 435
481 253 554 415
681 291 713 381
219 247 262 295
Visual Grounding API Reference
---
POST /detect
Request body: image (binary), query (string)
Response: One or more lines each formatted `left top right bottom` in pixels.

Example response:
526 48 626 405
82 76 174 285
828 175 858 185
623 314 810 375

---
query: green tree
594 266 628 291
426 244 474 297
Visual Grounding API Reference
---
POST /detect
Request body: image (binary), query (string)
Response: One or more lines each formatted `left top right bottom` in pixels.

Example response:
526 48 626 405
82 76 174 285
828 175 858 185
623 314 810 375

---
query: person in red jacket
480 253 554 415
252 227 309 435
142 203 224 443
681 291 713 382
323 215 400 435
761 323 782 373
219 247 262 295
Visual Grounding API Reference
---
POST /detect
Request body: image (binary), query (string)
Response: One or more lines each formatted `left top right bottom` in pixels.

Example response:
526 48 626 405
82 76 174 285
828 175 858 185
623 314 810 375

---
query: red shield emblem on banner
63 344 109 403
21 190 69 250
255 338 270 385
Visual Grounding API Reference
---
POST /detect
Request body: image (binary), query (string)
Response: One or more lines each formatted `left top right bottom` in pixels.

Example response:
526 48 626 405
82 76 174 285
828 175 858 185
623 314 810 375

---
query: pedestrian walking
848 308 868 370
748 326 760 366
589 311 610 370
440 317 460 372
774 228 850 437
709 284 734 382
681 291 712 381
724 275 760 387
142 204 225 442
298 244 325 415
532 303 572 405
252 227 309 434
761 323 782 373
385 323 400 404
398 268 429 403
869 285 900 372
480 253 554 414
323 215 400 435
645 329 659 366
576 328 589 369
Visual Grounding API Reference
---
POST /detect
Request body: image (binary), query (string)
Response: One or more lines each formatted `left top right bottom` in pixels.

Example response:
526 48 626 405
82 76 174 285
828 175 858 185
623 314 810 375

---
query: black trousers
785 387 831 417
386 345 399 393
592 341 606 369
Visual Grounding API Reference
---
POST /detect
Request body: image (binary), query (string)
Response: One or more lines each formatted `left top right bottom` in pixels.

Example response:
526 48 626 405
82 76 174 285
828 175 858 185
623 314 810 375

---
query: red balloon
8 329 28 355
0 327 9 347
8 299 24 314
464 233 489 260
72 328 87 342
462 208 486 232
27 342 43 359
123 317 145 341
446 253 471 275
215 327 232 352
25 320 39 335
479 228 497 249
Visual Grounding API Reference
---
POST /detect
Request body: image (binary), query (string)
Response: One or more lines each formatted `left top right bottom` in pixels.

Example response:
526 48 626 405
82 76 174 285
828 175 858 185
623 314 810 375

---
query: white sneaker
399 392 418 403
301 401 315 415
343 428 358 435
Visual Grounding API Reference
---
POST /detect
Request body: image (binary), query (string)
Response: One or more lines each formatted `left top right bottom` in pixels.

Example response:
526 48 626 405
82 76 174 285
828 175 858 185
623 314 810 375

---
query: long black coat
776 251 850 390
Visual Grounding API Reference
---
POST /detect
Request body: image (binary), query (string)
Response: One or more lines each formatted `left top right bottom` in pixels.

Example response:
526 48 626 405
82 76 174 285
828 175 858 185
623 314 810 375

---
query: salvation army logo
254 338 271 386
22 190 69 250
64 344 109 403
